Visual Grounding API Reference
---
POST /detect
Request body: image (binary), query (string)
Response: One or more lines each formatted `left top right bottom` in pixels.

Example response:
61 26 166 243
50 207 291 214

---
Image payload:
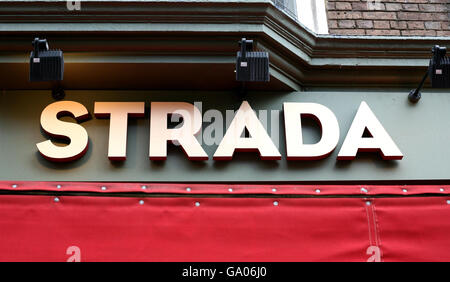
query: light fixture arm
408 45 449 103
408 69 429 103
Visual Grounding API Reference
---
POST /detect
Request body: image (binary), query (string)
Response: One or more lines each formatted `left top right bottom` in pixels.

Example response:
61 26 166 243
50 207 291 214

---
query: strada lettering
36 100 403 162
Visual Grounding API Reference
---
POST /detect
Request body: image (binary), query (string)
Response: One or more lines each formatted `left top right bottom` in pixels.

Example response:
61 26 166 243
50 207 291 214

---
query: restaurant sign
36 100 403 162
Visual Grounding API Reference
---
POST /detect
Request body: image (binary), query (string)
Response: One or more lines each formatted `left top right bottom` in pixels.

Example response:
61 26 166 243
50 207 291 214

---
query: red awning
0 182 449 261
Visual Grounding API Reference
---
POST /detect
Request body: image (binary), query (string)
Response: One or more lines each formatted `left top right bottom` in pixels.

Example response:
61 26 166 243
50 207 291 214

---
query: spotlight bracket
409 45 449 103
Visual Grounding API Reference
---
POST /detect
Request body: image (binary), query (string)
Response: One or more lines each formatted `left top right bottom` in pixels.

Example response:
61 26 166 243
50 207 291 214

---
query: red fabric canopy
0 182 448 262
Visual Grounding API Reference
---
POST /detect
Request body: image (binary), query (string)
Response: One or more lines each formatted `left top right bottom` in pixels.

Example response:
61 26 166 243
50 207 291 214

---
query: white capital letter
149 102 208 160
94 102 145 161
284 102 339 160
338 101 403 160
214 101 281 160
36 101 89 162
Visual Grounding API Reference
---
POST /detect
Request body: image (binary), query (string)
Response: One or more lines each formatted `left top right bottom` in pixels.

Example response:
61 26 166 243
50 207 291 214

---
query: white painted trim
296 0 329 34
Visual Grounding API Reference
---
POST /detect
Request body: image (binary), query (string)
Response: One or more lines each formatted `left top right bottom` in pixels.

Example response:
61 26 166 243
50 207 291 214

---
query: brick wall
326 0 449 36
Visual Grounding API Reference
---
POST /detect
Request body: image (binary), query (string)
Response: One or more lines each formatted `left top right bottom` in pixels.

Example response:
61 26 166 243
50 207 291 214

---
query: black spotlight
30 38 64 82
236 38 270 82
408 45 450 103
430 45 449 88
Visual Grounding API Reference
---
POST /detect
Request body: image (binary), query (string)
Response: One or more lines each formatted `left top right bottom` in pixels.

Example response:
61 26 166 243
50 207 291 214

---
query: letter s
36 101 89 162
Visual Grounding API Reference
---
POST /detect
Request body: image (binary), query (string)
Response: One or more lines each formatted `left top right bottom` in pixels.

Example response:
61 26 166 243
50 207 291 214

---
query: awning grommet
402 189 408 193
195 202 200 207
54 197 60 203
139 200 144 205
315 189 321 194
273 201 279 206
11 184 17 188
228 188 233 192
272 188 277 192
141 185 147 190
366 201 371 206
440 188 445 192
361 187 368 193
186 187 191 192
56 185 61 189
101 186 107 191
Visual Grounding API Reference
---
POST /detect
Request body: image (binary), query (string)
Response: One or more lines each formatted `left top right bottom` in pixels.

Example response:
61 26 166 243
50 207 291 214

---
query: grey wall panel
0 89 449 182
